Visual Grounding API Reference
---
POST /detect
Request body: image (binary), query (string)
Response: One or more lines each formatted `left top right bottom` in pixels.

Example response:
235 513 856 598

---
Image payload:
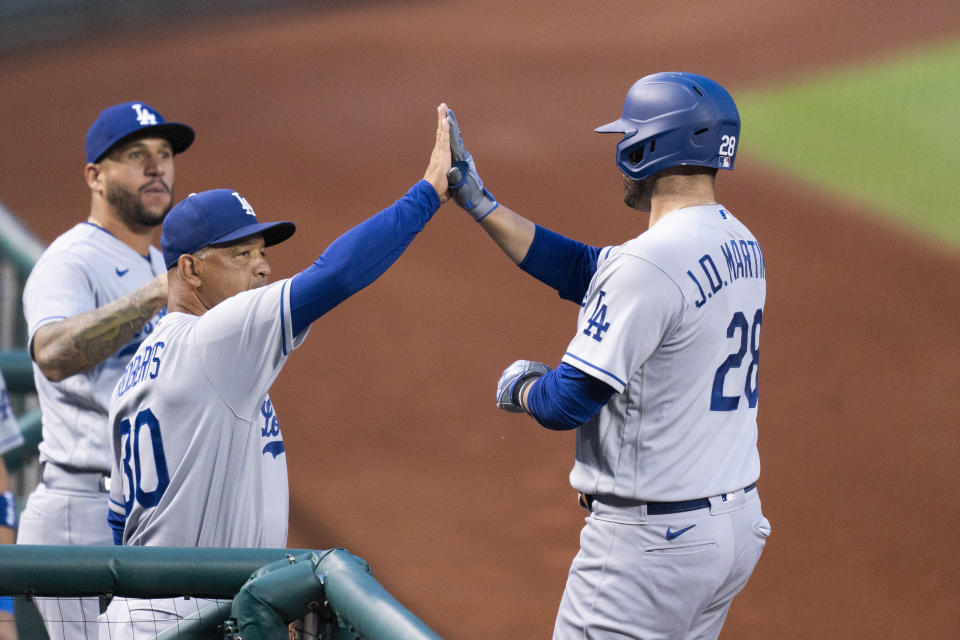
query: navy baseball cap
161 189 296 270
85 101 194 163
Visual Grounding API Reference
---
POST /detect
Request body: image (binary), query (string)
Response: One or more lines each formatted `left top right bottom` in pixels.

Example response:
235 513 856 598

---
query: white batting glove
446 109 499 221
496 360 552 413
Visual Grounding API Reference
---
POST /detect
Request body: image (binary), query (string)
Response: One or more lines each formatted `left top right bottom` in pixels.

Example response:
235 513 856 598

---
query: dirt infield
2 1 959 637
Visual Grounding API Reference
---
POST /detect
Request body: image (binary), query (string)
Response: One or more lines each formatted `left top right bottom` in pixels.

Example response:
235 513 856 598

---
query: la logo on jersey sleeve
582 290 612 342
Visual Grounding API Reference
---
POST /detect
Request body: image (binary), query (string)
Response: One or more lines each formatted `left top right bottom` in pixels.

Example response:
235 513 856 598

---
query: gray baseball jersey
0 372 23 455
562 204 765 502
108 278 307 548
22 222 166 472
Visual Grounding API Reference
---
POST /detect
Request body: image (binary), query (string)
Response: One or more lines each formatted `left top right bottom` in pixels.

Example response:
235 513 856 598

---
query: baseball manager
100 103 452 639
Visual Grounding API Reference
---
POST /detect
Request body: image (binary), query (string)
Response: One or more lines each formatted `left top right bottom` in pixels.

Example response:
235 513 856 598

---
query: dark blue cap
161 189 296 270
86 101 195 163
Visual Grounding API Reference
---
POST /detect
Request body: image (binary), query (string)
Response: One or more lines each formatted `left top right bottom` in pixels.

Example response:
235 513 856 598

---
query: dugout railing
0 545 443 639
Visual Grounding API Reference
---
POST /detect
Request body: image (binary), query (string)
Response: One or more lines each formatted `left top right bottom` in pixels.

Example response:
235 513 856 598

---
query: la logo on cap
232 192 257 218
131 103 158 126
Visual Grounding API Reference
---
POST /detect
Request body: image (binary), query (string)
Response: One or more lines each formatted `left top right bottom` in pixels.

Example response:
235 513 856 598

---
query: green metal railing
0 349 41 472
0 348 33 392
0 546 443 640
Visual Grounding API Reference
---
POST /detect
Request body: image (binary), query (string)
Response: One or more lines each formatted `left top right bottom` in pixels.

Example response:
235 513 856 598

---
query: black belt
579 482 757 515
41 462 109 493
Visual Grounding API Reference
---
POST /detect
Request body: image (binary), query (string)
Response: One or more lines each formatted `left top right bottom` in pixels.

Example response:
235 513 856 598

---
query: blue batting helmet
595 72 740 181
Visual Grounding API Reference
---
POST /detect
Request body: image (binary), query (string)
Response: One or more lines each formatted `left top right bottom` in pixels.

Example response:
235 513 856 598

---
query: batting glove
497 360 552 413
446 109 499 222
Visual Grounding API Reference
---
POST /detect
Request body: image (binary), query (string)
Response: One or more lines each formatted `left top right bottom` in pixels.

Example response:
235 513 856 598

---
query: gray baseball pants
554 486 770 639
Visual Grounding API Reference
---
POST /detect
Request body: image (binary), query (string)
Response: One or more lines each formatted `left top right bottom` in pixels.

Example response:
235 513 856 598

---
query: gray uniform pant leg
554 489 770 640
17 481 112 640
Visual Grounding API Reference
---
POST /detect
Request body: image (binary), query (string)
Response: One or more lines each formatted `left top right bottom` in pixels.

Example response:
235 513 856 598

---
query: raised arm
288 104 451 335
445 110 534 264
474 204 536 265
445 108 600 302
31 273 167 382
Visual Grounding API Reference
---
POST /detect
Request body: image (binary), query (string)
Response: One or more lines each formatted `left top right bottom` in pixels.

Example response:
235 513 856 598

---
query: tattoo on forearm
42 281 165 377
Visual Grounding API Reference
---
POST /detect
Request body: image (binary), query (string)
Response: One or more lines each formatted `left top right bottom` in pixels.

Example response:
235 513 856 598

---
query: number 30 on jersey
118 408 171 510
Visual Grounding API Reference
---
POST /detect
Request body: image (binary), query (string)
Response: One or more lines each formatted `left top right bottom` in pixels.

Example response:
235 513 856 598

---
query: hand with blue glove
446 109 499 222
496 360 552 413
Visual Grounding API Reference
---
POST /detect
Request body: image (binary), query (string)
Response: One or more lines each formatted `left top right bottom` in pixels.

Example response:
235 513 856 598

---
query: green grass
736 39 960 248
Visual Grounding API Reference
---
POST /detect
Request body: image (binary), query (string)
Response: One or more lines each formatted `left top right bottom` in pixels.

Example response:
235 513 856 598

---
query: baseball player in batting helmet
446 72 770 639
99 103 453 639
19 100 193 640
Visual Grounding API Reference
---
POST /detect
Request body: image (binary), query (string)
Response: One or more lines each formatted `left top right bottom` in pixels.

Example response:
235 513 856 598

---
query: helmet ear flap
625 139 656 173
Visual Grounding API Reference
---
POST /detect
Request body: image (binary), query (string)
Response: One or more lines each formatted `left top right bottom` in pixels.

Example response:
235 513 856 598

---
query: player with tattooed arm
19 101 193 639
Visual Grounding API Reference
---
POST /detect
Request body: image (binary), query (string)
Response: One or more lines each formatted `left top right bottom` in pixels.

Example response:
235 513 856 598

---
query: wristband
514 375 541 413
0 596 13 614
0 491 15 529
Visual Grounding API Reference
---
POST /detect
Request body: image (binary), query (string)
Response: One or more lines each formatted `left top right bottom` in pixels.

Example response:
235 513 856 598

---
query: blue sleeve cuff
414 179 443 211
0 491 15 529
525 362 616 430
518 225 600 303
107 507 126 546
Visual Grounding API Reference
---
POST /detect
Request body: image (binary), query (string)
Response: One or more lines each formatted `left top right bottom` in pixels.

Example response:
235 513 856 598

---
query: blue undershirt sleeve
525 362 616 430
107 508 125 546
518 225 601 303
290 180 441 335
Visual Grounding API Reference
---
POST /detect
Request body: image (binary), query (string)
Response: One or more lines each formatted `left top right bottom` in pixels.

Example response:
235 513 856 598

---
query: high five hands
446 109 499 221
